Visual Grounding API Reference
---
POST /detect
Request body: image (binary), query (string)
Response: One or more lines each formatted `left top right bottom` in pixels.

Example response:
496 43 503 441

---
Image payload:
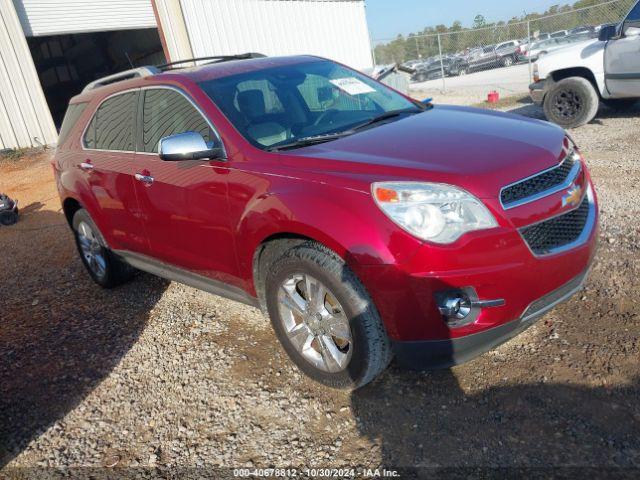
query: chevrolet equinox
53 54 599 389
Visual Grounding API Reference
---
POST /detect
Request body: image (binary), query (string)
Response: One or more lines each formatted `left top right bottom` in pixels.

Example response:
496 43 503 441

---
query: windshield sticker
330 77 376 96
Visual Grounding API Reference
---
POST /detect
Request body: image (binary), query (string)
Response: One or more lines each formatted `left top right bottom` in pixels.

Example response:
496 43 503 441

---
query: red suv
53 55 598 389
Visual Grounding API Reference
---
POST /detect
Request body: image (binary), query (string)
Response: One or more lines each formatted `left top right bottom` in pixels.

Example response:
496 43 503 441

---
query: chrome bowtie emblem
562 184 583 208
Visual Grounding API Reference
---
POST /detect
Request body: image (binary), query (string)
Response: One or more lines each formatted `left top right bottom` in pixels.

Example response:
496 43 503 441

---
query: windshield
198 59 420 150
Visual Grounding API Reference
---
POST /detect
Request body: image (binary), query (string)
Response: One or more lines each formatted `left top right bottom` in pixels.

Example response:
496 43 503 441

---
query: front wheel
543 77 599 128
264 241 392 390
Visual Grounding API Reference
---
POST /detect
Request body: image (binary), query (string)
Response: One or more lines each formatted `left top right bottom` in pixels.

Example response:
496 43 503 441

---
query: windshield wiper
350 108 423 132
266 108 425 152
266 131 354 152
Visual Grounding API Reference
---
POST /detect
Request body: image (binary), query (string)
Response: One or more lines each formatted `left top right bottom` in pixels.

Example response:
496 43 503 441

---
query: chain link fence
372 0 636 100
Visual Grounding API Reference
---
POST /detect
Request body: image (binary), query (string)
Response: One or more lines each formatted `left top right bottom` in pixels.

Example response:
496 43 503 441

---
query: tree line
373 0 635 64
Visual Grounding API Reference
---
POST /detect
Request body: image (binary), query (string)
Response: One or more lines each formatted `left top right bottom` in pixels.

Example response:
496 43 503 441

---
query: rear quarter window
83 92 137 151
57 102 87 146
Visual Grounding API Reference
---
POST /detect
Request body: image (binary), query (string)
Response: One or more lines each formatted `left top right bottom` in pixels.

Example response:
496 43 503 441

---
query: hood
281 105 566 200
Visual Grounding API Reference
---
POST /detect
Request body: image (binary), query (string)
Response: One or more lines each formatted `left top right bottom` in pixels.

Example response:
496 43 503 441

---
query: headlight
372 182 498 244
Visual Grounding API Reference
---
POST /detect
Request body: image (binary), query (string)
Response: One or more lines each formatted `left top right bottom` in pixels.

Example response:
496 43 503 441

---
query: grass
0 147 47 164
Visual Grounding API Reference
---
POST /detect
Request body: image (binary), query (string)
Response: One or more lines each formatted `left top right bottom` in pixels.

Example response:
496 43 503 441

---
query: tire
72 209 136 288
263 241 392 390
0 209 18 226
502 56 514 67
458 67 467 76
602 98 638 111
543 77 600 128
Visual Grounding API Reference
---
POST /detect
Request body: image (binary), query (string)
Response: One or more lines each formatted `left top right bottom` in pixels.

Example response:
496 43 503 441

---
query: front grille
501 154 577 207
520 193 590 256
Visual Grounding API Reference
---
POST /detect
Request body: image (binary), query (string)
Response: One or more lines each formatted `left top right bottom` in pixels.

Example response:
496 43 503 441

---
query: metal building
0 0 373 150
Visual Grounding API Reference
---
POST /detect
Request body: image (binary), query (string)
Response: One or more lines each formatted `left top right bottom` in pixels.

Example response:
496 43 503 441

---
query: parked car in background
550 30 569 38
54 53 598 389
518 33 594 62
402 59 423 70
410 57 468 82
569 26 596 36
467 40 520 71
530 0 640 127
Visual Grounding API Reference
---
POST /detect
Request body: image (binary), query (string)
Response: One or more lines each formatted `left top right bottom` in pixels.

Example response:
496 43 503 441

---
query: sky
365 0 569 41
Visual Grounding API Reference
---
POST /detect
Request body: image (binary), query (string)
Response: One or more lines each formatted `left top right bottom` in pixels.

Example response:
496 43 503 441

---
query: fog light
435 288 505 328
439 295 472 320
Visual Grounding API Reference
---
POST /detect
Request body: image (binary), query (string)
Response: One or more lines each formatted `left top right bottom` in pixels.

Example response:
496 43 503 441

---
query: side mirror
598 24 618 41
158 131 225 161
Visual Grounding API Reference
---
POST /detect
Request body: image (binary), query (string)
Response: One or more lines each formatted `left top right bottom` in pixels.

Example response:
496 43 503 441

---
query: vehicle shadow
0 208 169 467
351 364 639 471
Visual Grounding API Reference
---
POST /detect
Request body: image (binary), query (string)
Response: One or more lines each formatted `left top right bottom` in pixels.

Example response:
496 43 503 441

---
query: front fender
233 181 424 292
537 39 606 94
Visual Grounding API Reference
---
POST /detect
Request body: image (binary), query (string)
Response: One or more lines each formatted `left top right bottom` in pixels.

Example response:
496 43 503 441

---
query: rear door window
141 88 214 154
83 92 137 151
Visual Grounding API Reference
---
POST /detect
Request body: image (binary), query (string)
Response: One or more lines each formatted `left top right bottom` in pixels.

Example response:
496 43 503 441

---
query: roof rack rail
157 53 267 71
82 66 160 92
81 53 267 92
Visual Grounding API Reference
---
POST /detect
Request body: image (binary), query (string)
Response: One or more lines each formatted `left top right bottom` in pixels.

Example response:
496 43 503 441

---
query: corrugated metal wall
15 0 157 37
179 0 373 70
0 0 57 149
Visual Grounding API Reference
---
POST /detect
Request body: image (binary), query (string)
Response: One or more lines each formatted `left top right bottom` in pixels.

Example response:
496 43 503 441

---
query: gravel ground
1 102 639 475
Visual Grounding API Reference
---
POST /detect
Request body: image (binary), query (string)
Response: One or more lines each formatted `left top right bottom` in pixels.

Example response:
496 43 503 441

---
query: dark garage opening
27 28 166 128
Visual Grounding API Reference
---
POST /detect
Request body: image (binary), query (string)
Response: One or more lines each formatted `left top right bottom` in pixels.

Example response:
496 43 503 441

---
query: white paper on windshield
330 77 376 96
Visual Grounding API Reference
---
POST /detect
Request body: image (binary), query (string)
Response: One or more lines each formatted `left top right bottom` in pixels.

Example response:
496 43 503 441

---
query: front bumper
529 79 547 105
391 268 589 369
351 170 599 350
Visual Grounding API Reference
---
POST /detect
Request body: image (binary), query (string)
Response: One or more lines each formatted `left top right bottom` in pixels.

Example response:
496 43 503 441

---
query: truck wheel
543 77 599 128
263 241 392 390
72 209 136 288
502 56 514 67
602 98 638 111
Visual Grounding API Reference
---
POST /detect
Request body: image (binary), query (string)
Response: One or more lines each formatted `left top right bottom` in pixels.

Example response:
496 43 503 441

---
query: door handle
80 162 94 171
135 173 154 185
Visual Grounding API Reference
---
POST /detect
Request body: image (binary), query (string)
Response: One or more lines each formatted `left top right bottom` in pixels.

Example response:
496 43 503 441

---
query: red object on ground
488 91 500 103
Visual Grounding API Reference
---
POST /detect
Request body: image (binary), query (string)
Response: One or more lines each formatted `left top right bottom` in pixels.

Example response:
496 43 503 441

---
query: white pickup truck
530 0 640 128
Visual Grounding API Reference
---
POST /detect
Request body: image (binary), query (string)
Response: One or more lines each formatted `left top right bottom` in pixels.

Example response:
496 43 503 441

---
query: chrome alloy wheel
277 274 353 373
77 221 107 279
